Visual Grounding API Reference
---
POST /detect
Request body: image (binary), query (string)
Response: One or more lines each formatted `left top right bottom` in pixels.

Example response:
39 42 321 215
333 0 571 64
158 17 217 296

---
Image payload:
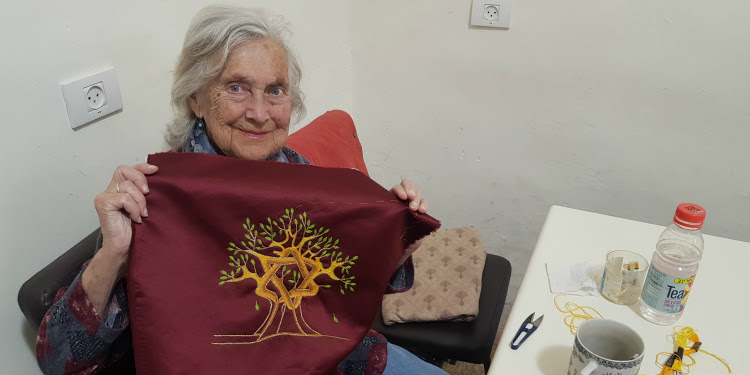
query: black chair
18 228 136 374
19 228 102 330
371 254 512 373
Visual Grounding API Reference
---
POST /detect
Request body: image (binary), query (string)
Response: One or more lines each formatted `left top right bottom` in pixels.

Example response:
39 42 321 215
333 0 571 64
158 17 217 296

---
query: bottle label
641 266 696 313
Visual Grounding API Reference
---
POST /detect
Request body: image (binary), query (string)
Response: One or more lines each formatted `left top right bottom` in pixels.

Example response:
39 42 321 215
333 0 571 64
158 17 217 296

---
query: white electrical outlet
470 0 512 29
484 5 500 21
83 83 107 111
61 68 123 129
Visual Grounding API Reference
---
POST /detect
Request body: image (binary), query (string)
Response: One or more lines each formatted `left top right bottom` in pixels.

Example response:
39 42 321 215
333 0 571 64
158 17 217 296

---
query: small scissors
510 312 544 350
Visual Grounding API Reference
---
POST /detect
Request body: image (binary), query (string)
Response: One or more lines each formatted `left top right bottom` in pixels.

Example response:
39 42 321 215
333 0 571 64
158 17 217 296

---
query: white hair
165 5 306 149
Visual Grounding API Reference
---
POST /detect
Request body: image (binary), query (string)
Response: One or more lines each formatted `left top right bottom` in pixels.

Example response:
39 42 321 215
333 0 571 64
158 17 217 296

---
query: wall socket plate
470 0 512 29
61 67 123 129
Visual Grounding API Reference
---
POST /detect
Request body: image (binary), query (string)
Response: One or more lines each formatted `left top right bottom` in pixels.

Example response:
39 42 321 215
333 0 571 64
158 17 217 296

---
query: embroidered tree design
214 208 356 344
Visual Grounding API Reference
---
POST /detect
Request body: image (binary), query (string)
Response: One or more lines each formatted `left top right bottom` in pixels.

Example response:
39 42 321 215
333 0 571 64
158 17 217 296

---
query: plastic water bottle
639 203 706 325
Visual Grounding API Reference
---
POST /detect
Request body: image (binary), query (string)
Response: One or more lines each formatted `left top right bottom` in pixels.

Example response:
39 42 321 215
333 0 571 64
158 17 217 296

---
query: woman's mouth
238 129 269 140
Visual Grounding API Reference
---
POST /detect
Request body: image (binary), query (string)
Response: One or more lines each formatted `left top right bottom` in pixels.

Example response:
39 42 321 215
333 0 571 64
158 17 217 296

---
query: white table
488 206 743 375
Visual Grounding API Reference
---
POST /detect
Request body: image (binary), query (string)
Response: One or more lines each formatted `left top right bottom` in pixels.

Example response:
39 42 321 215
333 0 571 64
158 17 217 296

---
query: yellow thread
652 326 732 374
553 294 603 335
697 350 731 372
211 332 349 345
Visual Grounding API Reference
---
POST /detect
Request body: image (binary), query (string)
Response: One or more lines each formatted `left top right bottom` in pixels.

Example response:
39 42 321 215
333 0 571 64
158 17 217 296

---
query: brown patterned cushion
381 227 487 325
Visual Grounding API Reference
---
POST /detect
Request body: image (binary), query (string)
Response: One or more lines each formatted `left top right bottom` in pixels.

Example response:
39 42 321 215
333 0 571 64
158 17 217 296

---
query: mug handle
581 360 598 375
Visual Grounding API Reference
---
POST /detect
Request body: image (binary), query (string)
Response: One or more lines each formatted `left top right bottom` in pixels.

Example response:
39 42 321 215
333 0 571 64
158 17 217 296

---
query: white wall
352 0 750 307
0 1 351 372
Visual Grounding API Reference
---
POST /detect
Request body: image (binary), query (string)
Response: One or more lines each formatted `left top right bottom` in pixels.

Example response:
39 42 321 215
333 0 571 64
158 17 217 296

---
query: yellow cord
553 294 603 334
652 326 732 374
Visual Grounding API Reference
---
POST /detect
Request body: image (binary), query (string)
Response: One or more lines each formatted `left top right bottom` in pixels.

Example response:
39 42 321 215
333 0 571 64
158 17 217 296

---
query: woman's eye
270 88 284 95
229 85 242 93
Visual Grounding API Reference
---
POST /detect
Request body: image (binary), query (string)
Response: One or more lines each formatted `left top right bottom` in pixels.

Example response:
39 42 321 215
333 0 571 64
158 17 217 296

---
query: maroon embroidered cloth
128 152 440 375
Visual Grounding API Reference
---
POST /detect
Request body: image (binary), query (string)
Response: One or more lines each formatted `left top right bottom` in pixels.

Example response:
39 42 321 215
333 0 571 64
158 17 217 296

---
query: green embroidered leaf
249 224 254 231
230 270 235 278
287 279 294 283
233 251 239 256
333 314 338 323
333 246 339 250
219 281 225 285
264 237 272 241
245 234 251 240
340 289 345 295
352 256 358 260
290 208 294 215
221 270 228 276
228 263 234 267
250 259 255 265
220 276 227 280
255 301 260 310
229 242 236 247
303 212 307 218
236 268 240 274
243 224 247 230
285 208 290 215
309 224 315 229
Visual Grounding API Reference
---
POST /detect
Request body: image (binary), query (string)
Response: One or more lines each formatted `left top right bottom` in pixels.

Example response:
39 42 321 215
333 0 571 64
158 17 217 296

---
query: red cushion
286 110 369 176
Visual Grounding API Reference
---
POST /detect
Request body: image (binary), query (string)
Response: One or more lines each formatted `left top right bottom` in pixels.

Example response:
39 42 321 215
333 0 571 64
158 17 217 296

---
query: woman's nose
245 94 270 124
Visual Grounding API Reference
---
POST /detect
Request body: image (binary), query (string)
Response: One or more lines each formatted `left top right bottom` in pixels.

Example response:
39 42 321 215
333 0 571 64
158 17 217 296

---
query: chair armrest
18 228 101 329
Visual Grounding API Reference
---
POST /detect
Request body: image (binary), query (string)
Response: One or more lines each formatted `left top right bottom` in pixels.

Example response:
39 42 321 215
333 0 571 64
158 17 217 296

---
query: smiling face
189 38 292 160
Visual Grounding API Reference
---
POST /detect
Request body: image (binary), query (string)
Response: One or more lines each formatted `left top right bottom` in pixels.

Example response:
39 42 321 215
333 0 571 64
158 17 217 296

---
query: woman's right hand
93 163 159 259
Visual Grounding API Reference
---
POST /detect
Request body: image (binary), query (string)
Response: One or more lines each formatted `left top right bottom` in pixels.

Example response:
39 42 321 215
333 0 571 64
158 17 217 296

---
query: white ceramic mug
567 319 645 375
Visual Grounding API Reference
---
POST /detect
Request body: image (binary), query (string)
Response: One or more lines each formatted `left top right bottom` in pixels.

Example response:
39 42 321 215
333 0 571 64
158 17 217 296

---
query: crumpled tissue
546 262 600 296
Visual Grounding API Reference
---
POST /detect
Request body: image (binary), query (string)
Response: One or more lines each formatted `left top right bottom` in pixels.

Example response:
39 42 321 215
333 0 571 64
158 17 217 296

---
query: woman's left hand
391 178 429 213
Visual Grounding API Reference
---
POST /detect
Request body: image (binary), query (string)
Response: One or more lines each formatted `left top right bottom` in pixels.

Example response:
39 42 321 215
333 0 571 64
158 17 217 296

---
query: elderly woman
36 5 446 375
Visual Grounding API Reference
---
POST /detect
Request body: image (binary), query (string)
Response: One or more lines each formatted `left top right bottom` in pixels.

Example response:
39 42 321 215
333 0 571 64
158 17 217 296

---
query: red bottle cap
673 203 706 229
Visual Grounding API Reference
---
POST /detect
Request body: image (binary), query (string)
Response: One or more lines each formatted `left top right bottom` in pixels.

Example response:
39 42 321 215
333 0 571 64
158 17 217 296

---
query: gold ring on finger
116 182 120 193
